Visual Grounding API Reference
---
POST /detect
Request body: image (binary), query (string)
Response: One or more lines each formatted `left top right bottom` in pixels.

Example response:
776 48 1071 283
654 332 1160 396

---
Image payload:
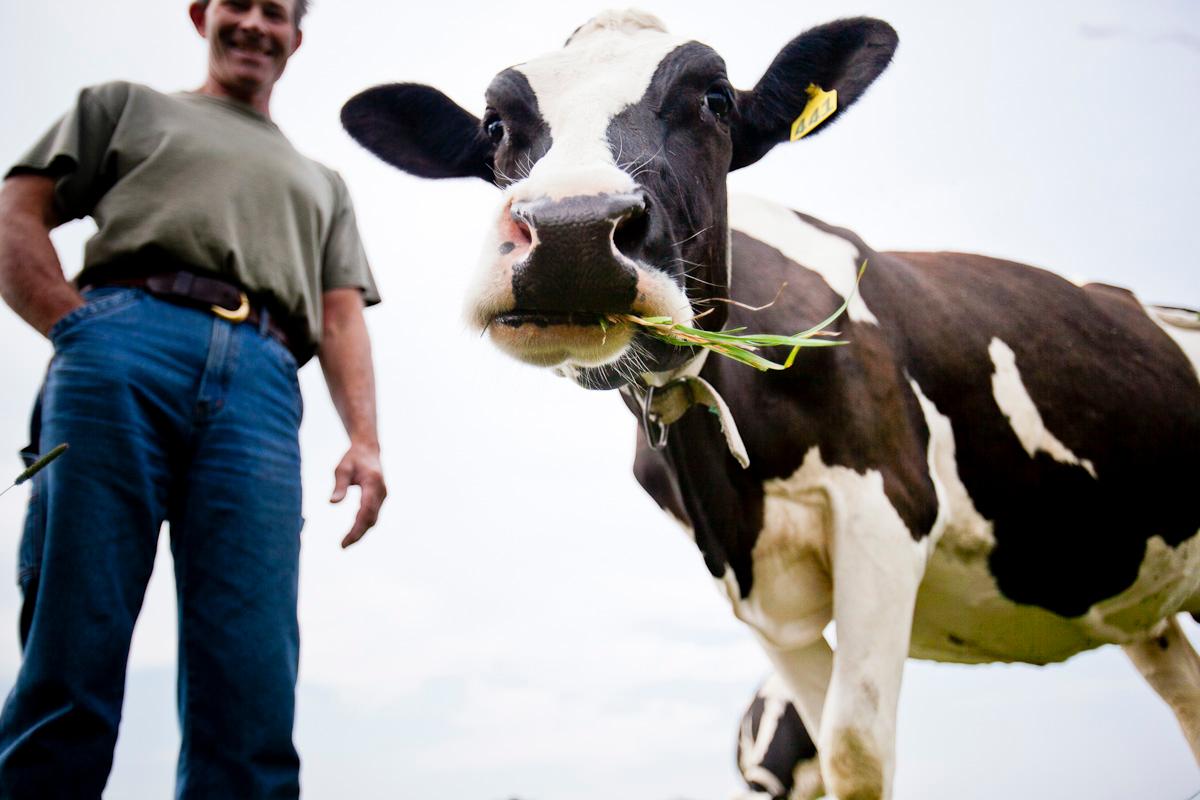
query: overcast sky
1 1 1198 799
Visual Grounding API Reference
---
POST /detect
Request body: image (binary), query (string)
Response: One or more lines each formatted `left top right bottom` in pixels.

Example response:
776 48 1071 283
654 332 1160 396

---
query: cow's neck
657 381 765 595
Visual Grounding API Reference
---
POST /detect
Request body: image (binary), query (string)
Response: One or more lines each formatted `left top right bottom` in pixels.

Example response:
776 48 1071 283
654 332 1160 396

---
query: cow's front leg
753 639 831 800
756 636 833 741
820 511 926 800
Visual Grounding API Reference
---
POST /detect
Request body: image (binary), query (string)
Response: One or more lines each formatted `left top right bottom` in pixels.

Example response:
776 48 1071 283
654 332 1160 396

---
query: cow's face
343 11 896 389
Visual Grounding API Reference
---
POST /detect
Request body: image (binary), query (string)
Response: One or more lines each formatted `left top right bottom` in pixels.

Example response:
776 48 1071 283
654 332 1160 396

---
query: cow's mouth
493 311 609 328
485 309 634 369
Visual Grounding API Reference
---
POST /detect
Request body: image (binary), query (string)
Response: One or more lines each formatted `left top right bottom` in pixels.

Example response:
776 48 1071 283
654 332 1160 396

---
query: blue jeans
0 287 304 799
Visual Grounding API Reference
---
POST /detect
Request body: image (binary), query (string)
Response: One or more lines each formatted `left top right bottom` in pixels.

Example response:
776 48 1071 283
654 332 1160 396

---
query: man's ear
731 17 897 170
189 2 208 37
341 84 494 182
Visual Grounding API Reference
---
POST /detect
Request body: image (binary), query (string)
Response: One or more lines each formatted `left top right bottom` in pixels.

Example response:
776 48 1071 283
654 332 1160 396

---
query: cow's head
343 11 896 389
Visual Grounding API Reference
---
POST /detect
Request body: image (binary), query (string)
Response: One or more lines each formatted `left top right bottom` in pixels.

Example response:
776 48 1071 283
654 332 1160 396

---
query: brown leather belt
81 271 293 354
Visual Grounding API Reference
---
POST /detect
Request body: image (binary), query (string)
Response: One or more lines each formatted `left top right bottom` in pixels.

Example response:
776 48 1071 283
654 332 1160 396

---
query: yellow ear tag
790 84 838 141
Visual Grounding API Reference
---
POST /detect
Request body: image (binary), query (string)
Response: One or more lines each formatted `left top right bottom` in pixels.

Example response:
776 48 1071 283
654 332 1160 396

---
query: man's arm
318 286 387 548
0 175 83 336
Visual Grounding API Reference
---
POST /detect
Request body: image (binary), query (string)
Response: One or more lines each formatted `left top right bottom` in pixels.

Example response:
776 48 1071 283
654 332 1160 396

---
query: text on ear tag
790 84 838 141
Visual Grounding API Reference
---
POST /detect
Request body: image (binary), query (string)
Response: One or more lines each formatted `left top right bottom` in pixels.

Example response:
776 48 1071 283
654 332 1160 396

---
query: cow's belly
910 377 1200 664
911 527 1200 664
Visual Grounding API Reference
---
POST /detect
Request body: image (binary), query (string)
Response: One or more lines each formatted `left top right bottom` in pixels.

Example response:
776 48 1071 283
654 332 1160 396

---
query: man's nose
238 4 269 33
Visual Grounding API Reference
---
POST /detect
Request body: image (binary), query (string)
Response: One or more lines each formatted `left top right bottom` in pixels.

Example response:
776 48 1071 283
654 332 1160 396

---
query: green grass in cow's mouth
609 262 865 371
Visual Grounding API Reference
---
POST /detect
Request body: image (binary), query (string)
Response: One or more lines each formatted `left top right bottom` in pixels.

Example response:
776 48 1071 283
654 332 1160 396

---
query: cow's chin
487 316 635 369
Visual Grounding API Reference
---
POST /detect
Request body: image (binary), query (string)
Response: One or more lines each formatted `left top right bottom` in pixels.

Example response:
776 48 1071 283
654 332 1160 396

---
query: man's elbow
0 175 63 231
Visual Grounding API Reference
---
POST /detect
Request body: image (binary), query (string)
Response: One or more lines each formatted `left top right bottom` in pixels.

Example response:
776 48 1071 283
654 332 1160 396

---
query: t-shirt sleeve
321 172 381 306
6 83 126 222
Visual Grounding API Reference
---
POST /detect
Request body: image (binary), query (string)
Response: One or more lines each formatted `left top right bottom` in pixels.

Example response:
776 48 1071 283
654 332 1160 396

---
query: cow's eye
484 114 506 146
703 87 733 121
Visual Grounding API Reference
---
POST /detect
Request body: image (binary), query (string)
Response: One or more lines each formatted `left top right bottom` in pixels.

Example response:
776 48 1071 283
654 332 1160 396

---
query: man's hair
196 0 310 28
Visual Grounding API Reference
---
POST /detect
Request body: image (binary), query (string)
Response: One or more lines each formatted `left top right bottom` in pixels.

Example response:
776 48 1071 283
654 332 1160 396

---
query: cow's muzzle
504 192 647 320
475 188 690 374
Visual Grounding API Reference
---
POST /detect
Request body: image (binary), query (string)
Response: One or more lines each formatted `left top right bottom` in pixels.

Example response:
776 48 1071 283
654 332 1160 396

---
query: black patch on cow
485 69 552 187
499 241 515 255
886 250 1200 617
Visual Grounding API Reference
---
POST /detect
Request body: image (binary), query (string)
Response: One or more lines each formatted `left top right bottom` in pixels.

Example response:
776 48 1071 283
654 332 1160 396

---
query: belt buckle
212 291 250 323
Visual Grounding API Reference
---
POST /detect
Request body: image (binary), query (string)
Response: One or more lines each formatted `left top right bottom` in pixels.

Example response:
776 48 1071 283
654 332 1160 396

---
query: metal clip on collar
640 384 670 451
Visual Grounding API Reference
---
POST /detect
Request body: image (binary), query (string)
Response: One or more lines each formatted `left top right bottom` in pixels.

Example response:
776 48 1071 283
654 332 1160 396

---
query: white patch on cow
565 8 668 44
724 447 927 652
511 14 685 202
738 690 786 795
790 758 824 800
907 377 1200 662
727 194 878 325
988 337 1098 479
907 379 980 556
1089 534 1200 638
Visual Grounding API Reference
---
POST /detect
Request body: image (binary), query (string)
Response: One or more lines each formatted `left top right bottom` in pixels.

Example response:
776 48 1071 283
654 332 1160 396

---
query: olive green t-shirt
8 81 380 359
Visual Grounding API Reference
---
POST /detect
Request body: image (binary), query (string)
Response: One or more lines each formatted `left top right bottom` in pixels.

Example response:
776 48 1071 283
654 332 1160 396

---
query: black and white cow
342 11 1200 799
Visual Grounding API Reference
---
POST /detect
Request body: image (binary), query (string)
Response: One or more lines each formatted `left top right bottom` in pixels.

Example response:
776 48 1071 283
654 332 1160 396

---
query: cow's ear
341 83 495 182
730 18 897 170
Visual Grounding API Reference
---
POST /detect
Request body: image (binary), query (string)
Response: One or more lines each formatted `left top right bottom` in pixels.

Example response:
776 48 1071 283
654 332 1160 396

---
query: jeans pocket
262 334 303 420
48 287 142 345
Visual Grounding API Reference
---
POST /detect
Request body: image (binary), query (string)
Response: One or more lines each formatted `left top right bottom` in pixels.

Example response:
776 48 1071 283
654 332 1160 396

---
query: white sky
1 1 1198 799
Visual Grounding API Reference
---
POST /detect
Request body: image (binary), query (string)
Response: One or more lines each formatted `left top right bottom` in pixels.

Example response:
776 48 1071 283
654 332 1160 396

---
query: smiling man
0 1 385 797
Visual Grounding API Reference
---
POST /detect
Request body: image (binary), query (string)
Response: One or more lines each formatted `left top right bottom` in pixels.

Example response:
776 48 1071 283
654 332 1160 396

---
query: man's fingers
340 504 377 548
340 481 384 549
330 461 352 503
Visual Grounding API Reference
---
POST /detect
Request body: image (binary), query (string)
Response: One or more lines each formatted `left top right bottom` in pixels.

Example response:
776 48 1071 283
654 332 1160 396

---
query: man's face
196 0 301 98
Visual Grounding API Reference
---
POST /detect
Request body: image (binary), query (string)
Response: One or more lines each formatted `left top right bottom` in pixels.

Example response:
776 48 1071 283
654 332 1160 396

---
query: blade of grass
0 443 69 498
610 260 866 372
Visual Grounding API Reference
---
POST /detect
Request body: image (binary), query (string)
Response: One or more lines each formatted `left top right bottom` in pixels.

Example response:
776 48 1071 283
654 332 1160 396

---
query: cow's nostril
503 205 533 247
613 203 649 260
513 215 532 244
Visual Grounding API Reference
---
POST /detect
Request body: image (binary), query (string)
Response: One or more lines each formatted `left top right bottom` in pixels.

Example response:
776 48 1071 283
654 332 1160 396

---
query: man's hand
330 441 386 548
318 287 386 548
0 175 84 337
